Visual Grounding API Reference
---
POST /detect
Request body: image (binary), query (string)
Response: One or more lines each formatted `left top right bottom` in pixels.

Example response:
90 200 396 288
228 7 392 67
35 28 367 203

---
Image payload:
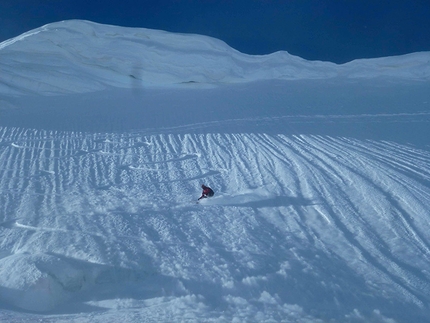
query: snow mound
0 253 85 311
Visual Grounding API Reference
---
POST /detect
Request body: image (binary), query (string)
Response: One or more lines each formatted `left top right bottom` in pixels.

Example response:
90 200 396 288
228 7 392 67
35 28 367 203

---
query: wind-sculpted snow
0 121 430 322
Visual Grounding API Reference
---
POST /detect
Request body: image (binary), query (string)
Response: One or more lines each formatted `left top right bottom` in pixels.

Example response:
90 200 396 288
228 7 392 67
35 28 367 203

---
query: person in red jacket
198 184 214 200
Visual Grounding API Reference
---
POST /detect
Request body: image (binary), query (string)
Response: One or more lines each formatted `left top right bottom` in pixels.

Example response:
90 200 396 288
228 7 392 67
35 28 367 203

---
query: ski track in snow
1 125 430 322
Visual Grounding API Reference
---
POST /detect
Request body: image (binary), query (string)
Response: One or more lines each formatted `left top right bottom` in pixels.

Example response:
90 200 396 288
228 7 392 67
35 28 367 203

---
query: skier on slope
198 184 214 200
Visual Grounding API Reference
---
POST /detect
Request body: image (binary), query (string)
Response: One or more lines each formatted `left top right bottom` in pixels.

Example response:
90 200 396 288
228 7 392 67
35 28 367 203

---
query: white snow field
0 20 430 322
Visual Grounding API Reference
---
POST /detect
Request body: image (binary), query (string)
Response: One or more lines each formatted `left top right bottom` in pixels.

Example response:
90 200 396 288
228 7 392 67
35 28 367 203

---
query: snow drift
0 20 430 323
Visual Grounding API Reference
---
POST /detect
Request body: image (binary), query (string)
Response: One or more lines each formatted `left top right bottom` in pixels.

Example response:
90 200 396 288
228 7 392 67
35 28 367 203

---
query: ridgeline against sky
1 0 430 63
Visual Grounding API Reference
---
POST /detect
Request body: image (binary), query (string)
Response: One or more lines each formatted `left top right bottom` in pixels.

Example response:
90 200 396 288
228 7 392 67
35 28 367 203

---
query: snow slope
0 20 430 323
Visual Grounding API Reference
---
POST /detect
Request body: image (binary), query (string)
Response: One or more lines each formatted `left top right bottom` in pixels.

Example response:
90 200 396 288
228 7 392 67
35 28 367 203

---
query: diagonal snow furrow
281 135 430 305
0 125 430 320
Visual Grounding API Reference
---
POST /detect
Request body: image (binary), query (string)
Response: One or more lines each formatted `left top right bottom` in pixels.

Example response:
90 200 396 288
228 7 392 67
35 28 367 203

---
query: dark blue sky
1 0 429 63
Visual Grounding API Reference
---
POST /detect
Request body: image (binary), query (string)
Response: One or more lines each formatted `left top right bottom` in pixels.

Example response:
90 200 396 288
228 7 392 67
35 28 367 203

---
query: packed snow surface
0 20 430 323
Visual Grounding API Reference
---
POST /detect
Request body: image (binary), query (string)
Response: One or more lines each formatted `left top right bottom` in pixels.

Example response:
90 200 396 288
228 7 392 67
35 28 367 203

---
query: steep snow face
0 20 430 323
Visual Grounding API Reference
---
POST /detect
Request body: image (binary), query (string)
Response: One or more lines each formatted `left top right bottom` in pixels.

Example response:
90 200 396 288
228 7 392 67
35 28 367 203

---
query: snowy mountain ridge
1 20 429 96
